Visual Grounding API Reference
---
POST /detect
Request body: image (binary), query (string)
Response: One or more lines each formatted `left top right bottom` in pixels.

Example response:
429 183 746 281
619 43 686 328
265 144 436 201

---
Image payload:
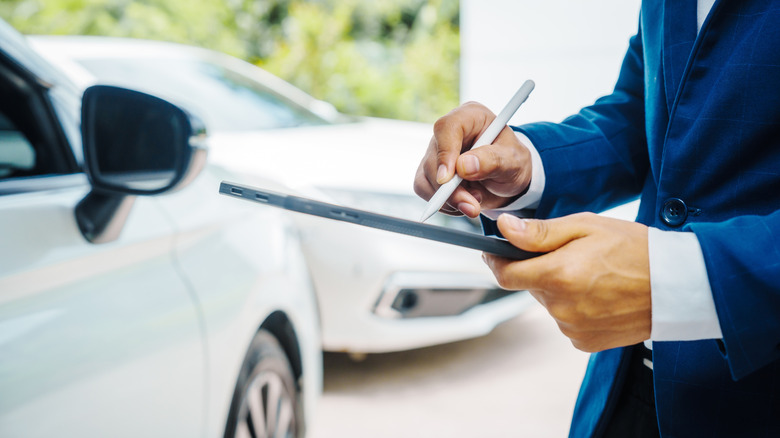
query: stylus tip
419 209 435 223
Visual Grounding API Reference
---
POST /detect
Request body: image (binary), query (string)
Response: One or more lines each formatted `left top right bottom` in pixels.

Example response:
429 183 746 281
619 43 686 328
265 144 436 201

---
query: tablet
219 181 540 260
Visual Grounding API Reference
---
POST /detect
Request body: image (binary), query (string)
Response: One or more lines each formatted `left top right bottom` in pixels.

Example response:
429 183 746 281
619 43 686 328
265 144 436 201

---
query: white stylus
419 79 535 223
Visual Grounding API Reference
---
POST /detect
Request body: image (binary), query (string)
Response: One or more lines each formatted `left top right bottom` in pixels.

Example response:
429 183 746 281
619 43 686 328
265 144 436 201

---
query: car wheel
224 329 302 438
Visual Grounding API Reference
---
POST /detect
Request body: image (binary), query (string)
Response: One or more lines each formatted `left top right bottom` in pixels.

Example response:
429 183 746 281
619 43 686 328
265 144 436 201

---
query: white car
30 36 535 355
0 21 321 438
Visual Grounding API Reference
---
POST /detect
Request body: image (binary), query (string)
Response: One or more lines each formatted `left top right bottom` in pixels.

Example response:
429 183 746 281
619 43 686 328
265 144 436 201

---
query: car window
0 112 36 178
76 57 329 132
0 53 75 184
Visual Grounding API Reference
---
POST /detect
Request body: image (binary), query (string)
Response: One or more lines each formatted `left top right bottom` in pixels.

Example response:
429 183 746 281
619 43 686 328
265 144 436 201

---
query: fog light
392 290 419 312
373 272 519 319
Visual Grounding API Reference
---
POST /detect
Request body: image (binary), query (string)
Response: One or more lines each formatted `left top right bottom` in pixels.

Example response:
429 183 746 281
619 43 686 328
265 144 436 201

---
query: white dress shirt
485 0 723 344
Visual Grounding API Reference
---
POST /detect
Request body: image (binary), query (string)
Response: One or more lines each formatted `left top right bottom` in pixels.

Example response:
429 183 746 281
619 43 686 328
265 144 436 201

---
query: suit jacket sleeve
689 214 780 380
515 30 650 220
482 29 649 235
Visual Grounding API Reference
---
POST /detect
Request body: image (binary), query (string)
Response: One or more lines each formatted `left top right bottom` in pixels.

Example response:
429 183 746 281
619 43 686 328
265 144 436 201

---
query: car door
0 26 206 438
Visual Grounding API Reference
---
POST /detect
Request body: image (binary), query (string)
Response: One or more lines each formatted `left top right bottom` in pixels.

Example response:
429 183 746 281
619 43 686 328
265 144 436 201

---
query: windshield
77 57 329 131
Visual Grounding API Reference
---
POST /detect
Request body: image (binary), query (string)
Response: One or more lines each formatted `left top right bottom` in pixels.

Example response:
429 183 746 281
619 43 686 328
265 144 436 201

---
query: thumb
455 127 531 197
496 214 586 253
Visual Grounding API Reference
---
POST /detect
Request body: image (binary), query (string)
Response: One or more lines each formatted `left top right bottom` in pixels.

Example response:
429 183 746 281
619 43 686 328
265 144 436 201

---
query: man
414 0 780 436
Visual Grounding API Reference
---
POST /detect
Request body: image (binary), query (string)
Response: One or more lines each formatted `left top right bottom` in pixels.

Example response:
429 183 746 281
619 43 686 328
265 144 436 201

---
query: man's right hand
413 101 534 218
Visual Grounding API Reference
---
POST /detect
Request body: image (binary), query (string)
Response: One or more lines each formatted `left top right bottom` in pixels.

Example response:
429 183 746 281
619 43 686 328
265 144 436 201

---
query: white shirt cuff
482 132 546 220
648 227 723 342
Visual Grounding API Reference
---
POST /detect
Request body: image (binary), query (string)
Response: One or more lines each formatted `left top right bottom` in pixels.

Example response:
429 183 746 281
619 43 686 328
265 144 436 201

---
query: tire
224 329 302 438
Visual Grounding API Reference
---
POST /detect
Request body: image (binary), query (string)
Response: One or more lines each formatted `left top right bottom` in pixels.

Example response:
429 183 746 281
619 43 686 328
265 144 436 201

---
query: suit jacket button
661 198 687 227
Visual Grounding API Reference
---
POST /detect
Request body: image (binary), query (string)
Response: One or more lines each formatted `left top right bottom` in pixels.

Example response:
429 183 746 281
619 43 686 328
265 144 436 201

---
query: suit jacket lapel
662 0 698 112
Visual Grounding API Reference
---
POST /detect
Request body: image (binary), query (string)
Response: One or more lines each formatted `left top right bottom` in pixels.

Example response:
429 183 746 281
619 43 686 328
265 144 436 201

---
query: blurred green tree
0 0 458 122
0 0 246 55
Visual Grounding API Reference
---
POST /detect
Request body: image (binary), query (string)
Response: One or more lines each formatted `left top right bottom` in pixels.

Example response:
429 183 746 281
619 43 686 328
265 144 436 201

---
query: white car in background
0 21 321 438
30 36 534 355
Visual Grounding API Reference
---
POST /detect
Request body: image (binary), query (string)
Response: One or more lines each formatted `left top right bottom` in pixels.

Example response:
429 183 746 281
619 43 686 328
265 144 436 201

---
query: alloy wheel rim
234 370 295 438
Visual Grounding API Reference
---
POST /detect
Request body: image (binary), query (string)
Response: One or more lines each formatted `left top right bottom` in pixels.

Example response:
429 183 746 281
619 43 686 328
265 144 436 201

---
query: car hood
208 117 432 195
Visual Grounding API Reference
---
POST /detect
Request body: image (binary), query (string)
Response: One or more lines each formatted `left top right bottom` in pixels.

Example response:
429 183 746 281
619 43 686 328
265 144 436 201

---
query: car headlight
319 187 483 234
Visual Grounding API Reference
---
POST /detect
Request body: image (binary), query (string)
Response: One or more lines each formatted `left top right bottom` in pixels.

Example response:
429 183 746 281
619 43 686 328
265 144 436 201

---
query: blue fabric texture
486 0 780 436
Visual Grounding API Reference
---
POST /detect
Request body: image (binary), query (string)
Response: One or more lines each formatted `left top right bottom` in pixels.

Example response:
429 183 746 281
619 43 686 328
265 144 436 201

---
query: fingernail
436 164 448 184
461 155 480 176
457 202 477 217
481 253 489 265
501 214 527 232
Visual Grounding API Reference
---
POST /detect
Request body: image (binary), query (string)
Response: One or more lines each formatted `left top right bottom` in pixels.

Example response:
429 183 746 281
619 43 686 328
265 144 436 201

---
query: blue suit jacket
484 0 780 436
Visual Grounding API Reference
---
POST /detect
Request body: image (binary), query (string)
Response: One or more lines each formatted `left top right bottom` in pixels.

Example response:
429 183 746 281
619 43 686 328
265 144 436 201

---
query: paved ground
308 302 591 437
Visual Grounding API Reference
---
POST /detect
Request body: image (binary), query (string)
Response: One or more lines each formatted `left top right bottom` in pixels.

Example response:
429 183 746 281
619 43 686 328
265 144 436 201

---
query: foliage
0 0 459 122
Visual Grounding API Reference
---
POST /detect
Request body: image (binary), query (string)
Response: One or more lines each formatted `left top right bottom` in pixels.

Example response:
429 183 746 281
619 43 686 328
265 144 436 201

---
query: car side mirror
76 85 207 243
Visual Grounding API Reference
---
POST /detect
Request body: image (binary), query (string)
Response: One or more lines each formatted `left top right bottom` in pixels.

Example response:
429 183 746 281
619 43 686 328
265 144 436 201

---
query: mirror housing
76 85 207 243
81 85 207 194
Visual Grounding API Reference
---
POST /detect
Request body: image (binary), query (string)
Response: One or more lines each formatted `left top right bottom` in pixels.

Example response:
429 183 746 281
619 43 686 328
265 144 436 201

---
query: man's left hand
483 213 651 352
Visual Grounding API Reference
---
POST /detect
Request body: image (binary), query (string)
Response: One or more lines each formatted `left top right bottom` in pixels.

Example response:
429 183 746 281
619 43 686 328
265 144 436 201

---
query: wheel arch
260 310 303 383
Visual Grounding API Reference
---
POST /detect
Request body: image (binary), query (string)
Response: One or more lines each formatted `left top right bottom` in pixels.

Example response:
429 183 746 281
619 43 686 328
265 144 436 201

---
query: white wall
460 0 641 126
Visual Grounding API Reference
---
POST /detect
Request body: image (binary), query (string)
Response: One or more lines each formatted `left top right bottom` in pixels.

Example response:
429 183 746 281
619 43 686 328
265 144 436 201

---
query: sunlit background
1 1 641 436
0 0 639 123
1 0 460 122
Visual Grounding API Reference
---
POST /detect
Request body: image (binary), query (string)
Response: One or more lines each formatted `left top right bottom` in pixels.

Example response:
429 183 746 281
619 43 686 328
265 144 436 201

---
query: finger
456 126 520 180
456 128 532 198
413 153 437 201
482 213 596 290
460 184 521 211
432 103 494 184
443 185 481 218
431 117 462 185
417 157 515 214
414 136 444 195
415 135 459 200
414 160 467 216
496 214 590 253
482 251 547 291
